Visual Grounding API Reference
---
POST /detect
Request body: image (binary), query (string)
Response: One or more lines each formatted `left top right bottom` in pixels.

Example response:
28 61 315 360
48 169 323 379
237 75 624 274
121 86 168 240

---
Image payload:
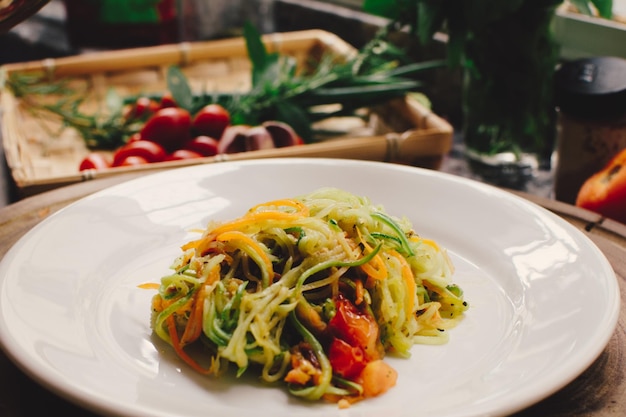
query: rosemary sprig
6 72 140 149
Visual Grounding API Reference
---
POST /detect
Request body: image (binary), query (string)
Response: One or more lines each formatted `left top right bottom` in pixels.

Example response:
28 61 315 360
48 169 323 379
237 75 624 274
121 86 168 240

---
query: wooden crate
0 29 453 197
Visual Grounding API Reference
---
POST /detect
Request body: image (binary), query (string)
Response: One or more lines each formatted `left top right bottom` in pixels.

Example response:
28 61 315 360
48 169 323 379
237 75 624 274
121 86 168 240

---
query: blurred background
1 0 625 211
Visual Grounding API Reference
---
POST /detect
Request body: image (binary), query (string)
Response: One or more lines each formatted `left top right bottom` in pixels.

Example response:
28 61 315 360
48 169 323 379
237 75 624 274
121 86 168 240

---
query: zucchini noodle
150 187 468 404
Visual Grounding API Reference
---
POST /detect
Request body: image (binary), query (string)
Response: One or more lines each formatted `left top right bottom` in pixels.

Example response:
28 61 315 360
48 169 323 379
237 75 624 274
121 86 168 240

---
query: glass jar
553 56 626 204
462 2 560 189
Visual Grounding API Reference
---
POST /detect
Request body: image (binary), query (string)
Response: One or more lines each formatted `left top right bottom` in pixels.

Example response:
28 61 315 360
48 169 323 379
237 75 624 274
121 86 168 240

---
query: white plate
0 158 620 417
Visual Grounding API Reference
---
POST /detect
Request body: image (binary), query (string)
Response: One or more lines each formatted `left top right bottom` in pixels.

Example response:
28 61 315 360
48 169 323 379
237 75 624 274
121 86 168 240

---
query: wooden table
0 172 624 417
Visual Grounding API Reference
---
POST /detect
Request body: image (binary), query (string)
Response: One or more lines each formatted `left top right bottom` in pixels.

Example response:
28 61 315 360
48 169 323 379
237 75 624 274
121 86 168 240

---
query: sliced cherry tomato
245 126 275 151
165 149 204 160
183 136 219 156
359 360 397 398
115 155 149 167
217 125 250 154
79 153 111 171
192 104 231 139
217 125 275 154
328 337 367 379
263 120 303 147
328 294 382 361
112 140 167 166
140 107 192 152
576 148 626 224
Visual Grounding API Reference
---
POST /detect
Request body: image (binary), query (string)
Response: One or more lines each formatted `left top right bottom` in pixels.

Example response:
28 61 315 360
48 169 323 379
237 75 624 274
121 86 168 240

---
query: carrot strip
180 287 206 346
138 282 160 290
214 199 308 237
181 238 204 251
389 250 416 319
360 256 387 281
211 211 305 235
354 279 365 305
167 315 213 375
356 228 387 281
180 264 220 345
246 198 309 218
216 230 274 286
411 236 440 252
188 198 310 256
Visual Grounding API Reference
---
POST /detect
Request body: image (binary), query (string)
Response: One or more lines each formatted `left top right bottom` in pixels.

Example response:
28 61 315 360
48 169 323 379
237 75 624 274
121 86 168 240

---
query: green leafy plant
165 22 442 141
362 0 613 64
362 0 611 185
5 22 443 148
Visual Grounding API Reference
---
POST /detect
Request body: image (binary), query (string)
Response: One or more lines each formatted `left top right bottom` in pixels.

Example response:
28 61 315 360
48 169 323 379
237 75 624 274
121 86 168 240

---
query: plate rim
0 158 621 417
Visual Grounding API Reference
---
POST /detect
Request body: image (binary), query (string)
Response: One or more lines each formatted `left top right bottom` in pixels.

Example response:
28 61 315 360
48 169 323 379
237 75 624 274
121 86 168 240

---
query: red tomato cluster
78 99 303 171
326 294 383 379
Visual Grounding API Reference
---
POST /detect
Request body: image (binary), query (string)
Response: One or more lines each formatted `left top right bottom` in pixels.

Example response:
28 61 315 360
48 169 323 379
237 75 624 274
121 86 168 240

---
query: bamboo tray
0 29 453 198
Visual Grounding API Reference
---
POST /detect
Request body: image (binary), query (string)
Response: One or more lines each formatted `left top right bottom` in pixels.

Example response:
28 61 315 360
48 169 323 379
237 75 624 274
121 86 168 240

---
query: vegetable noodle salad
150 188 468 405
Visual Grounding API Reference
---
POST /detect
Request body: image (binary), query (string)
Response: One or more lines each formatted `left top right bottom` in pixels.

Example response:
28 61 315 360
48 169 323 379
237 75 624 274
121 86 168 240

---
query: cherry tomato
112 140 167 166
127 96 159 120
576 148 626 224
140 107 192 152
192 104 231 139
79 153 111 171
183 135 219 156
115 155 150 167
328 294 382 361
127 132 143 143
328 337 367 379
165 149 204 160
159 93 177 109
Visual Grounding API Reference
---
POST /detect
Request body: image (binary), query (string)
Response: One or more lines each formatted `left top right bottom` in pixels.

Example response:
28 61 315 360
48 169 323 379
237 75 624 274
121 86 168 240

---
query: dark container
63 0 180 49
554 56 626 204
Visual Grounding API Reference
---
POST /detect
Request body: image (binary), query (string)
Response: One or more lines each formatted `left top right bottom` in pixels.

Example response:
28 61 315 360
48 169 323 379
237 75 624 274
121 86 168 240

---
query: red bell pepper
576 148 626 224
